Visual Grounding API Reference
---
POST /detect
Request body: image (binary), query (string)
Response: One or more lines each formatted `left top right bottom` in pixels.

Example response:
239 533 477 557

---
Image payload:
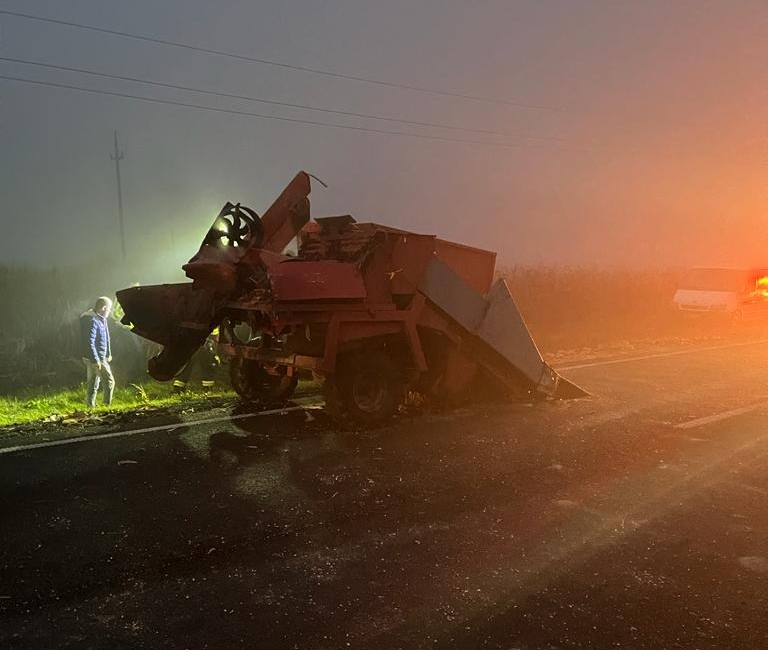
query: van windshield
680 268 748 292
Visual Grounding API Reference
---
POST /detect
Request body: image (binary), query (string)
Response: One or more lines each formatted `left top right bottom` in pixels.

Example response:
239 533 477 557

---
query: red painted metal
269 260 367 302
259 171 312 252
117 172 586 402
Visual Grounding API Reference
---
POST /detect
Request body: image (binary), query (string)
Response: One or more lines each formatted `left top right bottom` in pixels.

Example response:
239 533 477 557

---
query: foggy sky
1 0 766 273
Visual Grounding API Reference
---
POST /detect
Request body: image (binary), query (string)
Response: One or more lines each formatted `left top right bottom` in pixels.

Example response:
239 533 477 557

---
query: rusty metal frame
217 343 320 371
221 295 429 376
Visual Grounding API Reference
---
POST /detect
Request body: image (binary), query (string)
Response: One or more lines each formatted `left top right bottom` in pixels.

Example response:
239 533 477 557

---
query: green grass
0 382 234 427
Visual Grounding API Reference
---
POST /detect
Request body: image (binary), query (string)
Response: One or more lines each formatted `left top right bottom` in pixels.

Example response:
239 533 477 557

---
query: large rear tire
229 358 298 404
325 350 404 424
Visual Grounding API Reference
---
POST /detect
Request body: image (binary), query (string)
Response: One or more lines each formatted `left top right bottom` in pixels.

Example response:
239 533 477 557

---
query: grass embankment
0 382 234 427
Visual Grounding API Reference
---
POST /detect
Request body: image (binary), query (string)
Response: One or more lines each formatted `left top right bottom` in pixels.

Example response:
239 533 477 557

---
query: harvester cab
117 171 586 422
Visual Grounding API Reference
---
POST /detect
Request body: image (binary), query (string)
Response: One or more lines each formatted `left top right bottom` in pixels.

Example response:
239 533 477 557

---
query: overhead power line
0 9 565 112
0 56 579 144
0 73 581 152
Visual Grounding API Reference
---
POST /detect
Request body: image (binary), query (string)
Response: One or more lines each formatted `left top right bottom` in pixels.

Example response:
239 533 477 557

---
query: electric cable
0 9 565 112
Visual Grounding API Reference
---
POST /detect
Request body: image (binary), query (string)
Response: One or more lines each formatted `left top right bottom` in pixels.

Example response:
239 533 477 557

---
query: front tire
229 358 297 404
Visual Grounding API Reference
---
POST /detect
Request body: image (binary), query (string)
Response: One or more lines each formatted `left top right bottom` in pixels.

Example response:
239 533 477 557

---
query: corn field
499 265 686 350
0 262 703 393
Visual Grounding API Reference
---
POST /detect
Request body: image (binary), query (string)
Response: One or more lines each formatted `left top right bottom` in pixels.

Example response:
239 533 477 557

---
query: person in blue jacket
80 296 115 408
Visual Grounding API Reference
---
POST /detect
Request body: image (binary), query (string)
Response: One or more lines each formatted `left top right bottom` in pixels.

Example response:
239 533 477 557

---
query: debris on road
738 556 768 574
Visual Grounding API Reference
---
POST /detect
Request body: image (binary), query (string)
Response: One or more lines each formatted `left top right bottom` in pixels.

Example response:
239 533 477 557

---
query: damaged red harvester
117 172 586 422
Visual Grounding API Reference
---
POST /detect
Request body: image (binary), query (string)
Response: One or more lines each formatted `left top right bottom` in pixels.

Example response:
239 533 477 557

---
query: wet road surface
2 339 768 649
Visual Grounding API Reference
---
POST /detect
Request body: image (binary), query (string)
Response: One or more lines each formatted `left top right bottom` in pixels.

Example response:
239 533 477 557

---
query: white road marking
557 338 768 371
3 338 766 456
674 399 768 429
0 405 318 456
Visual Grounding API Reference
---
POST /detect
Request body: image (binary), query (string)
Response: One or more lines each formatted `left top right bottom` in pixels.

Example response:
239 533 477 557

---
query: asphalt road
2 340 768 649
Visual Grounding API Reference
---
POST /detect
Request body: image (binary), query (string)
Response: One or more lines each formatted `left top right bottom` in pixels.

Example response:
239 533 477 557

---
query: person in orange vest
172 331 220 393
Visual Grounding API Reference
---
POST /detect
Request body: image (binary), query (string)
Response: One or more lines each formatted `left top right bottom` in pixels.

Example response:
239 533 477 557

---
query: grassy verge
0 382 234 427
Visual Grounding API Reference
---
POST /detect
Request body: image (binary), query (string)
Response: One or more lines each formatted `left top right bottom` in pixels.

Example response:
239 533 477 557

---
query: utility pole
110 130 126 261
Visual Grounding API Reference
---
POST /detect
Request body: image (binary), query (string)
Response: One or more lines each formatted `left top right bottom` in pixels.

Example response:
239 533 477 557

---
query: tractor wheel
326 350 404 424
229 358 298 404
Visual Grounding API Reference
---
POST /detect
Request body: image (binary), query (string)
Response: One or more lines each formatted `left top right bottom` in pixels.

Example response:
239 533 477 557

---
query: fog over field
1 0 766 271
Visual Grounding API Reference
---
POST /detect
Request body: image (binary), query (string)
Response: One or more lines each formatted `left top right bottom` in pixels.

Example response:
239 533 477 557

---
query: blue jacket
80 311 111 363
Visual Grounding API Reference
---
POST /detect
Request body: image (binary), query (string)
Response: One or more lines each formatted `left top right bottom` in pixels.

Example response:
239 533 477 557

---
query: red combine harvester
117 172 585 422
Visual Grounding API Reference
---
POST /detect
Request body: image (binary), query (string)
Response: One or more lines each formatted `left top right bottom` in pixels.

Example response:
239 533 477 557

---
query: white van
673 267 768 321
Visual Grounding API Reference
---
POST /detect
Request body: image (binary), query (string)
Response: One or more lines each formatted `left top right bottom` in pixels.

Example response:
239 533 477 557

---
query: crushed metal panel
117 282 221 381
478 278 548 388
479 279 587 397
419 264 589 398
417 257 487 332
117 283 215 345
